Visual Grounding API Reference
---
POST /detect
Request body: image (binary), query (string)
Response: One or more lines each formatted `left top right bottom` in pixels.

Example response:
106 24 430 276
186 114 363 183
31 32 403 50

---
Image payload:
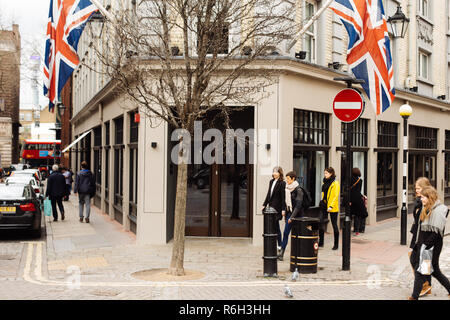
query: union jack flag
43 0 98 112
330 0 395 115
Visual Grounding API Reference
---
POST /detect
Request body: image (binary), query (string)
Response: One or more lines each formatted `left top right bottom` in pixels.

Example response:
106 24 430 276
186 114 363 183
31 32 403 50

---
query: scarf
322 176 335 203
285 180 299 212
420 200 449 237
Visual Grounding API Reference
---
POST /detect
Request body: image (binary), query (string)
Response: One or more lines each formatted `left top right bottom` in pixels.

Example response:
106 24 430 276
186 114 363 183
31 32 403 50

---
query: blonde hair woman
409 177 433 296
409 186 450 300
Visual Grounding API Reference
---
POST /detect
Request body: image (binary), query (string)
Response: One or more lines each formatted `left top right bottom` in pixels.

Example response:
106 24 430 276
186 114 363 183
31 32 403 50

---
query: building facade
0 24 20 166
69 0 450 246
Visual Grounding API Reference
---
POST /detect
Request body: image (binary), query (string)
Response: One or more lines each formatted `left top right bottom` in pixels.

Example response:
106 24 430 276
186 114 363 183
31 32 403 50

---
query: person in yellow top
319 167 341 250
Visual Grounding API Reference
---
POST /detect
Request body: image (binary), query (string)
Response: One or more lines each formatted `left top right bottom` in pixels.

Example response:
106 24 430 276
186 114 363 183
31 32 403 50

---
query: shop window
376 121 398 219
113 116 124 216
445 131 450 202
340 119 369 208
377 121 398 148
293 109 329 145
129 111 139 233
409 125 437 149
293 109 329 208
105 121 110 145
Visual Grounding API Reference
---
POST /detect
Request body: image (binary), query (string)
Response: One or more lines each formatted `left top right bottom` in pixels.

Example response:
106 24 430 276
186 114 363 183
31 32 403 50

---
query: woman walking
278 171 304 261
410 177 433 296
262 166 286 255
319 167 340 250
409 186 450 300
350 168 367 236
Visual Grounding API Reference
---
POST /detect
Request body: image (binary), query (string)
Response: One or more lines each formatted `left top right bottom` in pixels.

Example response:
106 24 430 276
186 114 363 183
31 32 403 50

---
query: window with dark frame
409 125 437 149
445 130 450 150
293 109 330 207
129 111 139 229
340 118 369 208
445 130 450 198
377 121 398 148
293 109 329 145
104 121 110 202
376 121 398 209
341 118 368 147
93 126 102 207
114 117 124 209
205 23 229 55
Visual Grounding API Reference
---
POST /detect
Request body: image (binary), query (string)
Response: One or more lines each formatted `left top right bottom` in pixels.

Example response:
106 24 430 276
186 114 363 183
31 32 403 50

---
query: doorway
185 108 254 237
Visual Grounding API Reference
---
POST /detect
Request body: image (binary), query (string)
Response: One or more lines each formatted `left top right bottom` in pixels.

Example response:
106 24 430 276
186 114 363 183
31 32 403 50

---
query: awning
62 130 92 153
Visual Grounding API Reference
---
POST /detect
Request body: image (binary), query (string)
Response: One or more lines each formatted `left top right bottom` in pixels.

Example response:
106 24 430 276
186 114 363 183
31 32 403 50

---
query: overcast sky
1 0 50 109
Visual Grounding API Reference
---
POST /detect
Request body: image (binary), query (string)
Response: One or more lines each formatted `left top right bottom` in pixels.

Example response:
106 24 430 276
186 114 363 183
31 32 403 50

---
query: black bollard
262 206 278 277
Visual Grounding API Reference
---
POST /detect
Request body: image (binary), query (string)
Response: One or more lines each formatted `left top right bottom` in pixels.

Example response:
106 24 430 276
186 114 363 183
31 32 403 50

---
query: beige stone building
68 0 450 246
0 24 20 166
19 105 57 148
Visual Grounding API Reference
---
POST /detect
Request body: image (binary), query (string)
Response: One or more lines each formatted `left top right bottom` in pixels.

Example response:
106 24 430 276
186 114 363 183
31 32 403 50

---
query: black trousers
319 210 339 246
353 215 366 233
412 237 450 299
50 196 65 220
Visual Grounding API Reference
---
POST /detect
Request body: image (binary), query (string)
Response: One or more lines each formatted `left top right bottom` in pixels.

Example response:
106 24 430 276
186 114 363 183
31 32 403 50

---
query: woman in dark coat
409 177 432 296
409 186 450 300
350 168 367 235
262 166 286 253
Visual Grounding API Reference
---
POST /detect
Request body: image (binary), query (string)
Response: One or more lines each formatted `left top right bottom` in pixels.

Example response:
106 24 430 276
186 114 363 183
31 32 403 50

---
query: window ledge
416 14 434 27
417 77 434 86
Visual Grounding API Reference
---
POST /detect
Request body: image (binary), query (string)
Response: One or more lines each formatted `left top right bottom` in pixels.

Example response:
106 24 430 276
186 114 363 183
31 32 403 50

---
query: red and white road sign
332 88 364 123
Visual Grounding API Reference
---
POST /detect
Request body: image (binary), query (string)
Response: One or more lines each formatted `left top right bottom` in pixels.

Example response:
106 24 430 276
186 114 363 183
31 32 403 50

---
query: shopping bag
44 198 52 217
417 244 433 275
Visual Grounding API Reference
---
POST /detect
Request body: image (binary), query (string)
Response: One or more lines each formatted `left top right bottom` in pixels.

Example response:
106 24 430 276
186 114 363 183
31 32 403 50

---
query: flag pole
90 0 116 23
286 0 334 52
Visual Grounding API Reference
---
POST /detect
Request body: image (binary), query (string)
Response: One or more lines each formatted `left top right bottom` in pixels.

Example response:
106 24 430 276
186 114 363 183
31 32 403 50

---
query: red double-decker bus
22 140 61 177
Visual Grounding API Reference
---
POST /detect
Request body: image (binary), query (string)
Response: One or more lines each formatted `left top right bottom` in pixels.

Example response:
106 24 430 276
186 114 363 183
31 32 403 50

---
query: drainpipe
405 1 414 89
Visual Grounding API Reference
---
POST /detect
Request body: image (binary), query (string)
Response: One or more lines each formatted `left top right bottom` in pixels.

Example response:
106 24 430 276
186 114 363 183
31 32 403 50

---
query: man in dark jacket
74 161 95 223
45 164 66 221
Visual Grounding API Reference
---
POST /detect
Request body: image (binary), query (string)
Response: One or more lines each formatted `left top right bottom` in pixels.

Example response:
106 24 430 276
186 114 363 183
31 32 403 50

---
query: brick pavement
0 196 449 300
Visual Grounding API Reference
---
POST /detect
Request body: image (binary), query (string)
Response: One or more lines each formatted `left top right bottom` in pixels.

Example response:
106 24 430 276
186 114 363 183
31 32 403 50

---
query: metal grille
378 121 398 148
341 118 368 147
409 125 437 149
293 109 329 145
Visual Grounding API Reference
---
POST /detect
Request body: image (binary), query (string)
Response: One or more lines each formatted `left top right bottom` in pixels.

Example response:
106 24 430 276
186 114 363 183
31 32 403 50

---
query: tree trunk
168 161 188 276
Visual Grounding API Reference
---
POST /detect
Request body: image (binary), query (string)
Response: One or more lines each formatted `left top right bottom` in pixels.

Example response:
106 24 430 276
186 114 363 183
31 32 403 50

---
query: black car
0 183 42 237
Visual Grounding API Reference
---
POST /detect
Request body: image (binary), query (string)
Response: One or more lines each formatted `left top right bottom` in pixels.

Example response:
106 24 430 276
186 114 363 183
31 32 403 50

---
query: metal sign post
333 77 365 271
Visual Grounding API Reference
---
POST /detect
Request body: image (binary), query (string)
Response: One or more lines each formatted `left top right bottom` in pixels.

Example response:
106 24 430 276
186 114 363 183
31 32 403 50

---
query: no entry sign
332 88 364 123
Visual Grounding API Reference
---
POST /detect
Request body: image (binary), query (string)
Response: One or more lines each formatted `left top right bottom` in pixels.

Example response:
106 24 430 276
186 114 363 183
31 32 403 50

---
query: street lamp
387 5 410 39
399 103 412 246
57 103 66 117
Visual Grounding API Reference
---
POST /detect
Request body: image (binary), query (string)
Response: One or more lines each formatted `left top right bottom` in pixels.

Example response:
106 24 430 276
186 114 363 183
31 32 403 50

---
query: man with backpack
74 161 96 223
278 171 312 261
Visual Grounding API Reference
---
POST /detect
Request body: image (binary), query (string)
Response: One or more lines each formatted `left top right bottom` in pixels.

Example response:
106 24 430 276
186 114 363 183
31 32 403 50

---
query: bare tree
87 0 298 276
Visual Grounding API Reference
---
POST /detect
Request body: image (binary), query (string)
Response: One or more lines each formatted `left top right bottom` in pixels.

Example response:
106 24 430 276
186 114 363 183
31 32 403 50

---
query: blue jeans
281 212 292 250
276 212 293 249
78 193 91 219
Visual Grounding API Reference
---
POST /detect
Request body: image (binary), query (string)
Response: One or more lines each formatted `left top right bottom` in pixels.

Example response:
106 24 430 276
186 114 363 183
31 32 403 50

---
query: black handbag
319 199 327 210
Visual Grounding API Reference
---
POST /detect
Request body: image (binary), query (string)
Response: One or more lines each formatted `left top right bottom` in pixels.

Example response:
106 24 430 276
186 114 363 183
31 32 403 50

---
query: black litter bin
262 206 278 277
290 217 320 273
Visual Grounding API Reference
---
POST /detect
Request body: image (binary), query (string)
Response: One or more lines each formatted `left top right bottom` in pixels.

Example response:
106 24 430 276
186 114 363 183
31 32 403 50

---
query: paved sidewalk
2 194 450 300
